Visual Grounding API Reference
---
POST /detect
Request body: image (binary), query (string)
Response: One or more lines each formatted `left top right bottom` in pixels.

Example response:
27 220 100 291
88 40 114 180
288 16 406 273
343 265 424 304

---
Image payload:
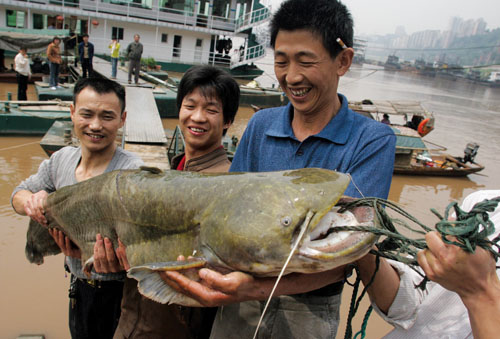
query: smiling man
11 77 143 339
160 1 396 338
170 65 239 172
110 65 240 339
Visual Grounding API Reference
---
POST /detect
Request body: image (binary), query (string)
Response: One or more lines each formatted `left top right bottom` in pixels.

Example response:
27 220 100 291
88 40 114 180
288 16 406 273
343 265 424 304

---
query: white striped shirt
12 146 144 280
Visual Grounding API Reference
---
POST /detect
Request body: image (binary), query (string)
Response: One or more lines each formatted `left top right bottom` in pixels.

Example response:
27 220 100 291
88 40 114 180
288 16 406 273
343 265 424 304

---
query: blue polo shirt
230 94 396 198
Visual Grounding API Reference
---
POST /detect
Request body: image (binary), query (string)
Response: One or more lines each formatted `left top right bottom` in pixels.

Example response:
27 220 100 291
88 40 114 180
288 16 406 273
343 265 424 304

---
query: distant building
353 37 367 64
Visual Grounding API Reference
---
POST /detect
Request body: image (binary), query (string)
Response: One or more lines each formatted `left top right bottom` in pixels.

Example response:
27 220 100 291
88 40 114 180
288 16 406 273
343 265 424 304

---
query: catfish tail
25 219 61 265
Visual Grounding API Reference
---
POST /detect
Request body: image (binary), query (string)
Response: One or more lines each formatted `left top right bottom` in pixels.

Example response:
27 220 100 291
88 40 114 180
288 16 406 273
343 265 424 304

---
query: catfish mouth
298 198 377 259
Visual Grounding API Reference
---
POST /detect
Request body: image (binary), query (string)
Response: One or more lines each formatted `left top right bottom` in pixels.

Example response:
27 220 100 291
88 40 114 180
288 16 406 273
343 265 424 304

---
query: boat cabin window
6 9 26 28
112 27 124 40
161 33 168 43
173 35 182 58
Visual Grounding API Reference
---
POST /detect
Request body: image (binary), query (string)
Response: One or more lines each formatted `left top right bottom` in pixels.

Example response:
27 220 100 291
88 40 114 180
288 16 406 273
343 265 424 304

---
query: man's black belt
76 277 124 289
293 281 345 297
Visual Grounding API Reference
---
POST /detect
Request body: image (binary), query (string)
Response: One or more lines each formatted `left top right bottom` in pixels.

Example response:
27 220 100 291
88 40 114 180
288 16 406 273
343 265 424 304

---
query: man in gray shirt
126 34 143 85
11 77 143 339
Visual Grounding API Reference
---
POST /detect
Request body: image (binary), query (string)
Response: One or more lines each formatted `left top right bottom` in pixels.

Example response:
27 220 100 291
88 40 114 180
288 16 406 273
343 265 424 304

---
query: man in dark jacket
126 34 143 84
78 34 94 78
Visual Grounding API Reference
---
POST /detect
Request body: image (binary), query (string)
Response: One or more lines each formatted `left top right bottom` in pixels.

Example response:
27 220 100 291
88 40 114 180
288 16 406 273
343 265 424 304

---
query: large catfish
26 167 379 306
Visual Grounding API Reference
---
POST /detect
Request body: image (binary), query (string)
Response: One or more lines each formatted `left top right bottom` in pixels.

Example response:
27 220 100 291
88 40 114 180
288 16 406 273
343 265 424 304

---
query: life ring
418 118 432 136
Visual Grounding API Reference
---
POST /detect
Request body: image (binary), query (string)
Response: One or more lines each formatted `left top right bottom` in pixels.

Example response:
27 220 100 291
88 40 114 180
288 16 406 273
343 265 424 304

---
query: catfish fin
128 259 206 307
128 267 204 307
139 166 162 174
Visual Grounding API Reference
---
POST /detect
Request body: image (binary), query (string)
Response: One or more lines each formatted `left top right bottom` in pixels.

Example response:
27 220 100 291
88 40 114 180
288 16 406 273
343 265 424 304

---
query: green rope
353 306 372 339
338 196 500 339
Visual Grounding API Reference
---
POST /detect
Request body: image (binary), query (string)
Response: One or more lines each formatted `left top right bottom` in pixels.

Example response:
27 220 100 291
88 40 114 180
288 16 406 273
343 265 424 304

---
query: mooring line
0 140 41 152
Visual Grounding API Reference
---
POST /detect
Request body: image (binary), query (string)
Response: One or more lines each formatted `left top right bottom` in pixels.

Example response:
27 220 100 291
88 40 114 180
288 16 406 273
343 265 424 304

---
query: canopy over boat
0 27 70 53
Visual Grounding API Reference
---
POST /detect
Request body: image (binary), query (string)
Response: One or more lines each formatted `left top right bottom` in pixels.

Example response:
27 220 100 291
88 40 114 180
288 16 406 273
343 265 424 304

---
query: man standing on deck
11 77 143 339
160 0 396 338
79 34 94 78
14 46 31 100
93 65 240 339
47 37 62 90
126 34 143 85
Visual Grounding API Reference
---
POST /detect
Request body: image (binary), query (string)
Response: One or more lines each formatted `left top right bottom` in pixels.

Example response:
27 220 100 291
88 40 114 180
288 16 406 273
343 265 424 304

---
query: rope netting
337 196 500 339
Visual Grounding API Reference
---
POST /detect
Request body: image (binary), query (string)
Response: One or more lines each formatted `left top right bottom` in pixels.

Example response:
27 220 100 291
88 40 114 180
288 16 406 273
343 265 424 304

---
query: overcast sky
266 0 500 36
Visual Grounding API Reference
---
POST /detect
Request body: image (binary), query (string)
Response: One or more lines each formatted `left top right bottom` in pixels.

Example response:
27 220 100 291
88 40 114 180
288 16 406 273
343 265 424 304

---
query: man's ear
337 48 354 76
70 104 75 121
120 110 127 127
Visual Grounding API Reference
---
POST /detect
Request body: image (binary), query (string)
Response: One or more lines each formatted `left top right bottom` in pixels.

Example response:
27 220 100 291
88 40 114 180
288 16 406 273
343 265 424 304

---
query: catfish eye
281 216 292 227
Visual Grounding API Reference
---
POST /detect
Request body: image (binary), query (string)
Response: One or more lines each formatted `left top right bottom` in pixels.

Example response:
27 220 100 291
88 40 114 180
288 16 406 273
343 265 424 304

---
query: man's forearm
356 254 400 314
462 278 500 339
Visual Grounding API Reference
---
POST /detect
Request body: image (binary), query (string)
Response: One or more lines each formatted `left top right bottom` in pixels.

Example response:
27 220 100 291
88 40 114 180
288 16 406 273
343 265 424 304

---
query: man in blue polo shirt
160 0 395 338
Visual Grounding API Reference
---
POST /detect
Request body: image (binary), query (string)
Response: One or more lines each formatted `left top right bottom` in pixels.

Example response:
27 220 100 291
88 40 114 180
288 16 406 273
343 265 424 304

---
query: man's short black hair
82 34 89 38
19 46 27 52
52 37 61 43
270 0 353 60
177 65 240 135
73 77 126 114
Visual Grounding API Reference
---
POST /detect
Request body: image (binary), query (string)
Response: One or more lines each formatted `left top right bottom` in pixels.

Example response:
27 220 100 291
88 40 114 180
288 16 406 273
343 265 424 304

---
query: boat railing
166 125 185 164
17 0 269 33
229 44 267 69
235 7 271 32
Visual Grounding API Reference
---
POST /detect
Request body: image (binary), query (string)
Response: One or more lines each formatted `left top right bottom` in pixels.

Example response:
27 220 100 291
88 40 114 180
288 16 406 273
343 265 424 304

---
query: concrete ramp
125 87 166 144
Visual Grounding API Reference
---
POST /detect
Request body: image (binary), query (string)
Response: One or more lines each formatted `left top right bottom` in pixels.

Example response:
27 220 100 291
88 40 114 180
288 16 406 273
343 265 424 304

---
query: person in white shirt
357 190 500 339
14 46 31 100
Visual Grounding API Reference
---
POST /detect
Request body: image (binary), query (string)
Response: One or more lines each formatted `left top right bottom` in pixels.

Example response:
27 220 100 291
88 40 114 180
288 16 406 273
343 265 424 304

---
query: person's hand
159 268 258 307
159 264 346 307
417 231 496 299
93 234 126 273
48 228 81 258
115 239 130 271
24 190 49 225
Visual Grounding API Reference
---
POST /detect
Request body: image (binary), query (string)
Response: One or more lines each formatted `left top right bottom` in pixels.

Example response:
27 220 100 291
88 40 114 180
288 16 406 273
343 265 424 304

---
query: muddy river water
1 62 499 338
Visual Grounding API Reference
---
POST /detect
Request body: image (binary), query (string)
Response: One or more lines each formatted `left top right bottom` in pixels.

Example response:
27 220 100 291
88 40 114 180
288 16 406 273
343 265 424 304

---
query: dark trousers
128 59 141 83
17 73 28 100
82 58 93 78
49 62 60 87
69 275 124 339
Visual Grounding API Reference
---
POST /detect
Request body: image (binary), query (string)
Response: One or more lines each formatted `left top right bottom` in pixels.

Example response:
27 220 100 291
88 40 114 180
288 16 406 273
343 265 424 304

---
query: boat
348 99 435 137
0 0 271 81
0 99 71 135
35 76 286 118
346 100 484 176
393 140 485 177
384 54 401 71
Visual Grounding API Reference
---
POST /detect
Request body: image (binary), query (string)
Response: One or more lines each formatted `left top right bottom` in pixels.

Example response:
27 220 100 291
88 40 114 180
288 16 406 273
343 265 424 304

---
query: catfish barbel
25 167 379 306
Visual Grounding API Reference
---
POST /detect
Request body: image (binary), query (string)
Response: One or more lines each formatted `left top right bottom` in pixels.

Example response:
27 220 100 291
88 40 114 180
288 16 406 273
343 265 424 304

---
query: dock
123 86 169 170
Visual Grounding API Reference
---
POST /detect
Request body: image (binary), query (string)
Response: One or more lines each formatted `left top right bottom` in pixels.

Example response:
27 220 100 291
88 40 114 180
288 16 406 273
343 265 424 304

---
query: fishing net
336 196 500 339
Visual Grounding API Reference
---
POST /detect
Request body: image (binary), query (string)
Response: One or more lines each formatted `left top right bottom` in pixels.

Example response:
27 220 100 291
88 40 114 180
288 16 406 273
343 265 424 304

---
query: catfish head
197 168 376 276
